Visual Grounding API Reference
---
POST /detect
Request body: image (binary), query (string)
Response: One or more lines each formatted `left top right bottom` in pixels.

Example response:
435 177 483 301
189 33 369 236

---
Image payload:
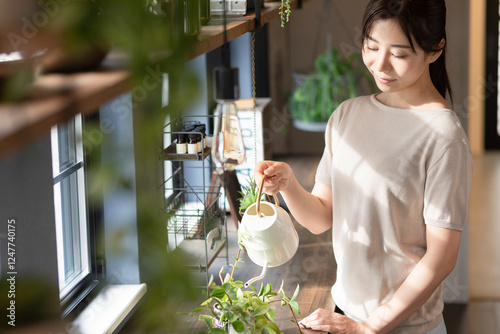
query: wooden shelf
0 66 131 158
190 0 307 59
0 0 311 159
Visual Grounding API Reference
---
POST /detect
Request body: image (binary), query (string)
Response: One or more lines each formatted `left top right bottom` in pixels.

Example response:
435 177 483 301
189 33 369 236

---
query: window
51 114 99 315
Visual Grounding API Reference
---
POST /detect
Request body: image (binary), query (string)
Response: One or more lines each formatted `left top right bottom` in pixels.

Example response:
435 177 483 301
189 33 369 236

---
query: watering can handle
256 176 280 218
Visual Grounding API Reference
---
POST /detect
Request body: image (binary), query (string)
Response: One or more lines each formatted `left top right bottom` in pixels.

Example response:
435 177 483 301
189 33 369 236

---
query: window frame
51 113 105 317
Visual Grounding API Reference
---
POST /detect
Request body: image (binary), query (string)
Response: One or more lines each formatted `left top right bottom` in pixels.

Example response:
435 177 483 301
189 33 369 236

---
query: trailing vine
280 0 292 27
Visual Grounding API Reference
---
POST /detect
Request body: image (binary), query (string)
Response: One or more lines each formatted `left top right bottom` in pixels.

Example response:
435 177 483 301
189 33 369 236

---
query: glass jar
175 133 187 154
184 0 201 37
200 0 210 25
187 132 199 154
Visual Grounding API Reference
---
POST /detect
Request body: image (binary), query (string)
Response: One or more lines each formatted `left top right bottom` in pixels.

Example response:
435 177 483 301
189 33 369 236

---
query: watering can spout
244 262 268 288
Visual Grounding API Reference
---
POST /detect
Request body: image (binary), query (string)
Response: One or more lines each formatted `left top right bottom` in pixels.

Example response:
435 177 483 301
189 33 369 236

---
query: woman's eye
392 54 407 59
366 46 378 51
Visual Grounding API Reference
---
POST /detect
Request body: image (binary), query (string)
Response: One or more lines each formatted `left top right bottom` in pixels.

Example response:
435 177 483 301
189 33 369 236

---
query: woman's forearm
255 161 333 235
280 174 333 234
362 227 462 333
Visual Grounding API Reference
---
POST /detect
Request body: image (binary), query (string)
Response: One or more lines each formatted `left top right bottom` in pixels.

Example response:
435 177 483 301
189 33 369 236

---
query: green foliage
238 177 265 213
279 0 292 28
185 242 303 333
289 49 376 123
189 275 302 333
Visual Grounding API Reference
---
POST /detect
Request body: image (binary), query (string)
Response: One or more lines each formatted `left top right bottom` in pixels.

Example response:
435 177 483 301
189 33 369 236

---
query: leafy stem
279 0 292 27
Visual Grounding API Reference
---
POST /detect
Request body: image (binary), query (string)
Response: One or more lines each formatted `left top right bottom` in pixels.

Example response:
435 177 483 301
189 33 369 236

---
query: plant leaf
199 314 213 328
278 280 284 294
290 284 300 302
268 320 281 334
289 300 301 317
211 287 227 298
254 304 270 316
258 283 264 296
207 275 214 290
189 307 207 315
201 297 213 306
267 308 276 322
231 320 245 333
263 283 272 296
255 316 267 330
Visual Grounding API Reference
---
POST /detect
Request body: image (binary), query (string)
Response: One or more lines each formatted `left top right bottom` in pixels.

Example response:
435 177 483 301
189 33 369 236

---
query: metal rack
160 115 228 286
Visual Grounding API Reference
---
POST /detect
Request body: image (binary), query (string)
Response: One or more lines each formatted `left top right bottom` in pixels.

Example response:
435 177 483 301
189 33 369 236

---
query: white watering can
239 176 299 288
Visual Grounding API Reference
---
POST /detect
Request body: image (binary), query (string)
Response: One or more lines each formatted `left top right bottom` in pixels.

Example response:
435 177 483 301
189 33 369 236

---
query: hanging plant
279 0 291 27
289 49 376 129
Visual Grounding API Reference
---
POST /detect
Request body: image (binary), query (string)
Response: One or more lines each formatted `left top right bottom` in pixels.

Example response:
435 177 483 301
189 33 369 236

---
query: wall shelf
189 1 308 59
0 0 310 160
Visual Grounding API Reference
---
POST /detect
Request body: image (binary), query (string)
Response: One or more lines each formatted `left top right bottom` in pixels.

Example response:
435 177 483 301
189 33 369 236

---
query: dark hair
361 0 452 103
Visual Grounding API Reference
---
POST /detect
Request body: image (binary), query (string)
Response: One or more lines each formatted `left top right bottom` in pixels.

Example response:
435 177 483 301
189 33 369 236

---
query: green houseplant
186 234 302 333
289 49 375 131
237 177 265 215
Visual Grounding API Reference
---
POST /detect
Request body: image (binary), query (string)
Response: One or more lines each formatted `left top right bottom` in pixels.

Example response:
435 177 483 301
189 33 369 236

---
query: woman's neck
376 84 450 111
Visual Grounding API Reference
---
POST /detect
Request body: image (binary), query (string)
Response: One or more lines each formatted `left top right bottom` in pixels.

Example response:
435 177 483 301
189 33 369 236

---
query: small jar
184 0 200 37
200 0 210 25
187 133 199 154
194 125 207 149
175 133 187 154
196 133 203 153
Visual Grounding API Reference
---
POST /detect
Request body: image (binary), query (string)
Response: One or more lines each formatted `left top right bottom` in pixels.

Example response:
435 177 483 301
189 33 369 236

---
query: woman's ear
429 38 446 63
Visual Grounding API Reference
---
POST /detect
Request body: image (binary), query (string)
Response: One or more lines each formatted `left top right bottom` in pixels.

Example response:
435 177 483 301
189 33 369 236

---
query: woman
253 0 472 333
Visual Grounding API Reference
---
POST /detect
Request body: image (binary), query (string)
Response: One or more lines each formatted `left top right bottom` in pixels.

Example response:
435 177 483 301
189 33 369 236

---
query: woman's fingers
253 161 291 195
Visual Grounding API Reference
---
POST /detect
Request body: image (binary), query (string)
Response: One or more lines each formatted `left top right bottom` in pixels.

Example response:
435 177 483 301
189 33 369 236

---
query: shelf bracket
254 0 261 28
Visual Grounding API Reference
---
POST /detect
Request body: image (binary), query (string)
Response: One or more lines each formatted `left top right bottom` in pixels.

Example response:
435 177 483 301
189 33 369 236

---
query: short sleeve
423 140 473 231
315 110 340 185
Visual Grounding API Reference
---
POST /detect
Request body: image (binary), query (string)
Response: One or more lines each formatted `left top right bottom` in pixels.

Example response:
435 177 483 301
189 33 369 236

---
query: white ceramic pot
239 180 299 287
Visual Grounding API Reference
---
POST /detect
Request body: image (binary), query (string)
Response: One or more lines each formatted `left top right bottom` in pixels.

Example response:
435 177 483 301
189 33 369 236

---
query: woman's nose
374 53 391 73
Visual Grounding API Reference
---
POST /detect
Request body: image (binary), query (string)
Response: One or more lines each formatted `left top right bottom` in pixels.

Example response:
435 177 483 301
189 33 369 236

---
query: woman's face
362 19 439 96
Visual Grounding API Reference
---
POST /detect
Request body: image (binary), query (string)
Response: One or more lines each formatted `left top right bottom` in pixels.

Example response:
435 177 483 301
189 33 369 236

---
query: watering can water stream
239 176 299 288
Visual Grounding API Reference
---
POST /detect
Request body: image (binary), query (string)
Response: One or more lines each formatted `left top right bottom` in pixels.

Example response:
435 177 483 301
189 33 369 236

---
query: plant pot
292 119 327 132
0 50 45 102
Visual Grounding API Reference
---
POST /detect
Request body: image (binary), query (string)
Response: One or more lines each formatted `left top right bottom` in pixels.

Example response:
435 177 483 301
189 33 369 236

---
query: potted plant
237 177 264 216
289 49 376 132
185 236 302 333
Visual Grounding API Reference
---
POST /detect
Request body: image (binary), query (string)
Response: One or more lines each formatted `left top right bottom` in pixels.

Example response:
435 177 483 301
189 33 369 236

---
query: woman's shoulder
338 95 374 108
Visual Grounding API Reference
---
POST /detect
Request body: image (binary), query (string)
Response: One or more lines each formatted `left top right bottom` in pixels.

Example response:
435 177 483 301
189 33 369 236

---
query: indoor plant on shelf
289 49 376 132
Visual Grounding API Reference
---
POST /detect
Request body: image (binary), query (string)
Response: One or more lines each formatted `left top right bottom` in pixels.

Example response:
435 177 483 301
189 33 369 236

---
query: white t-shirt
315 95 473 333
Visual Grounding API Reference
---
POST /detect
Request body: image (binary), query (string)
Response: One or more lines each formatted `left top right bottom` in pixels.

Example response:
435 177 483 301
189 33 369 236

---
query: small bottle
200 0 210 25
175 133 187 154
187 133 199 154
196 132 203 153
195 125 207 150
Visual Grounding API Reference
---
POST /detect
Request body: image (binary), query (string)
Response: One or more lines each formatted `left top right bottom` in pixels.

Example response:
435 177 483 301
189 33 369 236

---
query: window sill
72 283 147 334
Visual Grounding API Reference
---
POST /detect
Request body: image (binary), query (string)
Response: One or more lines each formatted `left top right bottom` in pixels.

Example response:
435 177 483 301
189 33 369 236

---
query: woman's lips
376 75 395 84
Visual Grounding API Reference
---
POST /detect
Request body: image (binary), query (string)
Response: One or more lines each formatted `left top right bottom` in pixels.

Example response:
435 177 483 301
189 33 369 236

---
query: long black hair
361 0 452 103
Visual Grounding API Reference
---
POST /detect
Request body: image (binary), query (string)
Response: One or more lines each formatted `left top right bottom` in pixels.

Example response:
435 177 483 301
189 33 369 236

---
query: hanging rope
251 31 258 169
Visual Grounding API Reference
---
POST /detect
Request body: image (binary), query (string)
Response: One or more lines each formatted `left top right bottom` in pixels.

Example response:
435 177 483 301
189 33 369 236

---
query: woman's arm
299 225 462 333
254 161 333 234
362 225 462 333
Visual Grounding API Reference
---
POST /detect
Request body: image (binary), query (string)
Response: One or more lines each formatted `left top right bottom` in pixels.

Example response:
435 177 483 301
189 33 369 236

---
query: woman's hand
253 160 293 195
299 308 376 334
